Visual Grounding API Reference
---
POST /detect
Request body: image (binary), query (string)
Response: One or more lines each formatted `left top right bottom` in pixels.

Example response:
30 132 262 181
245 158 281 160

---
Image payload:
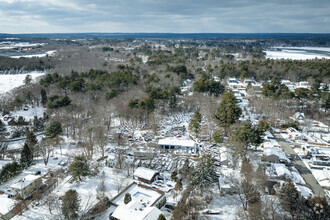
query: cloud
0 0 329 33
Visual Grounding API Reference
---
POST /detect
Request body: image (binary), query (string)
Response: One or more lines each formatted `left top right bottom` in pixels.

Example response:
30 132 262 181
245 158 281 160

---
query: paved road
273 132 326 198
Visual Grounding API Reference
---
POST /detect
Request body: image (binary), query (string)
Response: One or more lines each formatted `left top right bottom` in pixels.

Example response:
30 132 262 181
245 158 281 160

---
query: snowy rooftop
273 164 290 177
294 184 313 198
264 147 289 162
133 167 159 181
10 174 40 190
112 203 163 220
112 183 163 207
272 164 305 184
158 138 195 147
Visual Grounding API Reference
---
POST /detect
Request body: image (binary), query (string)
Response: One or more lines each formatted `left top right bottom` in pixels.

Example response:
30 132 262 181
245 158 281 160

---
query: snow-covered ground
0 71 45 95
0 194 15 216
200 194 241 220
264 47 330 60
0 41 45 50
10 50 56 59
9 106 46 121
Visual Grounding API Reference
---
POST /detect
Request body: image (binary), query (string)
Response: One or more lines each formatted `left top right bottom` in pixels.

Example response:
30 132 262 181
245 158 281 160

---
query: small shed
133 167 159 184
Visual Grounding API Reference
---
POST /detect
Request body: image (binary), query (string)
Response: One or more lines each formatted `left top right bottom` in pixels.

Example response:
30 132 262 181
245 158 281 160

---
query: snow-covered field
10 106 46 121
0 71 45 94
0 41 45 50
264 47 330 60
10 50 56 59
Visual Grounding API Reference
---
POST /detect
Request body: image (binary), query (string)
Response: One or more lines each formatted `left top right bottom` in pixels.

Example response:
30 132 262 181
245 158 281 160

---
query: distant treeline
216 59 330 82
0 56 54 71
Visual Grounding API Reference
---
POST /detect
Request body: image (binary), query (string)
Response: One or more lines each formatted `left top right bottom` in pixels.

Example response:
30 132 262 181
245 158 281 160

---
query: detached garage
133 167 159 184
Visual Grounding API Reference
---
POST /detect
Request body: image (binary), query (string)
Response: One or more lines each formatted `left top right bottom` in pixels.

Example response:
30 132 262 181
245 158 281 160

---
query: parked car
301 155 312 160
164 203 175 210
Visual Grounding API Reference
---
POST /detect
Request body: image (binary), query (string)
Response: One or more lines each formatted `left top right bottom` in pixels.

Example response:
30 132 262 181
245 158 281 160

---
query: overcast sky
0 0 329 33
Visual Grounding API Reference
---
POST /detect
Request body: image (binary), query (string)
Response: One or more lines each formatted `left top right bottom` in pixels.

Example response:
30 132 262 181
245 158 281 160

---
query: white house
9 175 42 199
111 202 163 220
109 182 165 220
158 138 198 153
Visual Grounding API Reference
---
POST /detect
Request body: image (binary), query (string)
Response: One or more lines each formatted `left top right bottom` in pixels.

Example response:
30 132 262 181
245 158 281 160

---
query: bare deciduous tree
97 171 107 199
93 125 107 158
38 138 54 165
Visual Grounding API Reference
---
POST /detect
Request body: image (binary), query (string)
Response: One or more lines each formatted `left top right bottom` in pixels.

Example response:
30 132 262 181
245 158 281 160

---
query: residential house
9 175 42 199
133 167 159 184
109 182 165 220
263 147 290 163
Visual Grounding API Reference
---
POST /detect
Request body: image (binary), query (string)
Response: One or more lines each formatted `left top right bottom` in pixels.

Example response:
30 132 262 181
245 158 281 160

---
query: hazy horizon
0 0 329 34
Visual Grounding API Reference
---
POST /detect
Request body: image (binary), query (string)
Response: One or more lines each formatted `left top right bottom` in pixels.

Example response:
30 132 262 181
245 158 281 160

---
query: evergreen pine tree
188 111 202 137
232 120 264 149
62 189 80 220
158 214 166 220
45 121 63 138
20 143 33 168
212 130 223 143
0 119 5 132
68 155 90 181
190 154 218 189
168 90 177 109
214 91 242 135
24 74 32 85
124 193 132 204
279 180 301 219
26 131 38 148
321 93 330 112
0 162 21 183
41 89 48 106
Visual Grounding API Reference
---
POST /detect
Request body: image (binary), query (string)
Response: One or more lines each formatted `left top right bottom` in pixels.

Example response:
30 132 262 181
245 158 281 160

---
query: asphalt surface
273 132 326 198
